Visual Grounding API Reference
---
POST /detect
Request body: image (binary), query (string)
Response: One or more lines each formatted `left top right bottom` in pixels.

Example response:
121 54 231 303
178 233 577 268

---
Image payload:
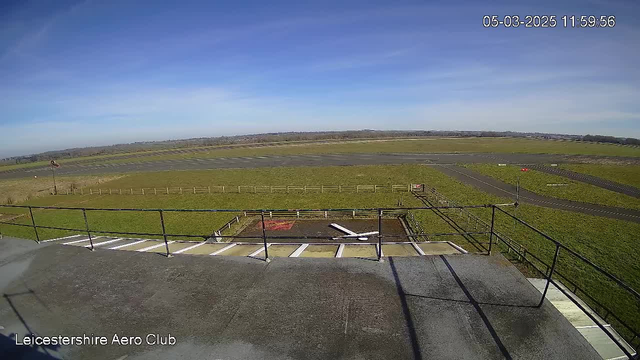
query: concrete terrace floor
0 237 600 360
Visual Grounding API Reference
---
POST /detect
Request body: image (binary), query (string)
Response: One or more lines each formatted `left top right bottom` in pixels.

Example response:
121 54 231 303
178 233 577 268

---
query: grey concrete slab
0 237 601 360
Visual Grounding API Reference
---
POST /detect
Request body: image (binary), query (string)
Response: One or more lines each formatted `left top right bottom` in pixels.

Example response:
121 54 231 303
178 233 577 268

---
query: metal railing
0 202 638 358
58 184 415 195
489 206 639 358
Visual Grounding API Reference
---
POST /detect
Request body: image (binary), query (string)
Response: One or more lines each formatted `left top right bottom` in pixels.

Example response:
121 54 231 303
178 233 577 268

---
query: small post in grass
28 206 40 244
159 210 171 258
261 211 270 262
82 209 94 251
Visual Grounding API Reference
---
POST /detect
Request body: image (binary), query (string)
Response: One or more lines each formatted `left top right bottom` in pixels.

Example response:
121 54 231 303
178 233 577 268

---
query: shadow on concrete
1 290 60 360
388 257 422 360
439 255 513 360
403 293 538 309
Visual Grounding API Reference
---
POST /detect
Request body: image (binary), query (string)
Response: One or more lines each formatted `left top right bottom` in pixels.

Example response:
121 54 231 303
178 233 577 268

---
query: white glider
330 223 378 241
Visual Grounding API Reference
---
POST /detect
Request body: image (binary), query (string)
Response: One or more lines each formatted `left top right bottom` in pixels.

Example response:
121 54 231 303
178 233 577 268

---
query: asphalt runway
530 164 640 198
435 165 640 223
3 152 640 180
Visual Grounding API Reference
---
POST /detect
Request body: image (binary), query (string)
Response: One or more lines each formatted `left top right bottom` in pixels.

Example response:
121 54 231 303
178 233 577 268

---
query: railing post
261 211 270 262
159 210 171 258
28 206 40 244
82 209 94 251
489 206 496 255
538 244 561 307
377 209 383 262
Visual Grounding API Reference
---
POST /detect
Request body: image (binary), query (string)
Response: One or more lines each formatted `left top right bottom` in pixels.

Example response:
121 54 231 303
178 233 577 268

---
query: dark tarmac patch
237 218 408 243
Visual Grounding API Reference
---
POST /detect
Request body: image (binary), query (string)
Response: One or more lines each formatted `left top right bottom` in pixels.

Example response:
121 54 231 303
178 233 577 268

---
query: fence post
357 185 359 193
261 211 270 262
489 206 496 255
120 189 122 195
238 186 241 193
131 188 134 195
28 206 40 244
99 189 102 195
538 244 561 307
110 189 112 195
377 209 383 262
82 209 94 251
339 185 342 193
159 210 172 258
154 188 157 195
166 187 169 194
142 188 144 195
208 186 211 194
194 187 196 194
322 185 324 193
90 189 93 195
223 186 225 193
179 187 182 194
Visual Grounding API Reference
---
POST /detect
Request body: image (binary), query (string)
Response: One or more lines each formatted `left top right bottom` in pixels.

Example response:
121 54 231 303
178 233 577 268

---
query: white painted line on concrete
42 234 82 243
110 239 147 249
248 244 271 257
173 242 206 254
290 244 309 257
85 238 122 248
447 241 468 254
412 242 426 256
63 236 102 245
575 324 611 329
210 243 237 255
336 244 345 258
138 241 174 252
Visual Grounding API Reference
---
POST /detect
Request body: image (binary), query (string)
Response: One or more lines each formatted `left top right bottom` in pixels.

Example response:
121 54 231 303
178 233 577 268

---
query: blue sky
1 0 639 157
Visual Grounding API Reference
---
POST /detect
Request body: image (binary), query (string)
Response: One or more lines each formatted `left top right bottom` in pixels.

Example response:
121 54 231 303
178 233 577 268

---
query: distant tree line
1 130 637 165
580 134 640 146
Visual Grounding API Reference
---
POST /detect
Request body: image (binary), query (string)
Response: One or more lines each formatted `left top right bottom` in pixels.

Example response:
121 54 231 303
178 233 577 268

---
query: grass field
3 137 640 172
464 164 640 210
560 164 640 189
1 163 638 340
0 174 124 205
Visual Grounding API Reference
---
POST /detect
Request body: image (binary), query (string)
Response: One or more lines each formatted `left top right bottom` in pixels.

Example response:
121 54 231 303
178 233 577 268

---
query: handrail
1 201 637 357
0 204 499 212
493 205 640 302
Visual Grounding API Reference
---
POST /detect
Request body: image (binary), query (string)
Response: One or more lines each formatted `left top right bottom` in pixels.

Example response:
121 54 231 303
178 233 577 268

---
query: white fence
62 184 414 195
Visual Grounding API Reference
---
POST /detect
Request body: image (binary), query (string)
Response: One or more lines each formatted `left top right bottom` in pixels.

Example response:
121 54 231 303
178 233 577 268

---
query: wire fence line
59 184 415 195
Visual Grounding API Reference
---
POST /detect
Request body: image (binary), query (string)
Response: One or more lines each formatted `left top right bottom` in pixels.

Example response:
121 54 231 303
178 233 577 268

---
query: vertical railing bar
261 211 270 262
538 244 560 307
159 210 171 258
377 209 383 262
28 206 40 244
488 205 495 255
82 209 94 251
